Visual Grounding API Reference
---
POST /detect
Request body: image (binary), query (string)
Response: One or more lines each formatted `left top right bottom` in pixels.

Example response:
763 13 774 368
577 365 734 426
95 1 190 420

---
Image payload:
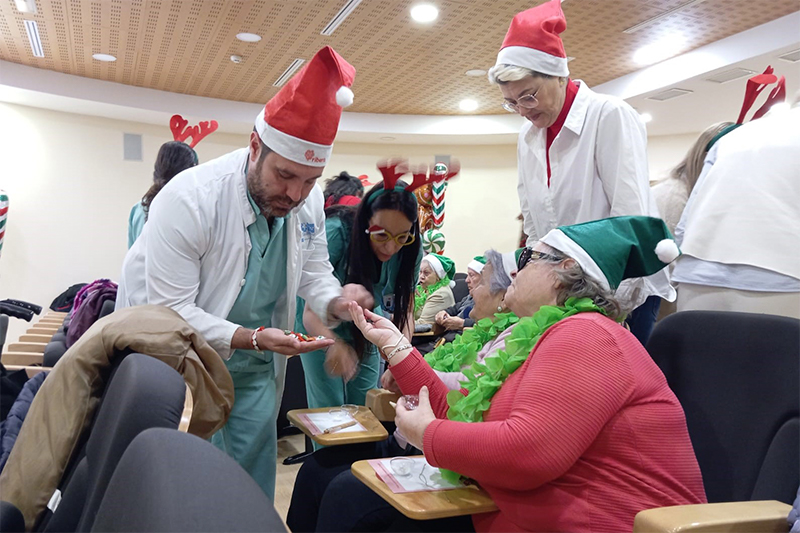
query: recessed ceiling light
465 69 487 77
14 0 36 14
459 99 479 112
633 34 686 66
640 112 653 123
410 3 438 23
92 53 116 62
230 55 243 64
236 32 262 43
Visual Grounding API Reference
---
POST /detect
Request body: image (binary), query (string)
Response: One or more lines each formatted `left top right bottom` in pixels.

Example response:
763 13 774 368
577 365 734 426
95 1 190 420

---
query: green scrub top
127 201 146 248
225 191 289 373
295 216 420 349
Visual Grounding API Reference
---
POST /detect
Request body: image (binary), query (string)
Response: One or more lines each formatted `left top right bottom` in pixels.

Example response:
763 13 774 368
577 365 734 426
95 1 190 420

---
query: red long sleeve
391 313 706 532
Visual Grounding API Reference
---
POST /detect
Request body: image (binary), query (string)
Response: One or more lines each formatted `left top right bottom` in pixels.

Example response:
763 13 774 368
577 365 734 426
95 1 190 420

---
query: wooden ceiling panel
1 0 796 115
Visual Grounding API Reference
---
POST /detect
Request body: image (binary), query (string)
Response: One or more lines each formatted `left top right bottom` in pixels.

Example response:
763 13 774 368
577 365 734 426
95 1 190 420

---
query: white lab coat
116 148 342 392
517 81 674 306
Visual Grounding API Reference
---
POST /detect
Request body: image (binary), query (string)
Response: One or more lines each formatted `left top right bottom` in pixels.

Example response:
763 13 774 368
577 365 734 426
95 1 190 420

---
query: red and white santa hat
255 46 355 167
495 0 569 78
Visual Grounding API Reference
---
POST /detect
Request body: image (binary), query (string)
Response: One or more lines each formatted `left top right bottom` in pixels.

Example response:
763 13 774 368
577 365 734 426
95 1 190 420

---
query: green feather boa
437 297 605 483
424 312 519 373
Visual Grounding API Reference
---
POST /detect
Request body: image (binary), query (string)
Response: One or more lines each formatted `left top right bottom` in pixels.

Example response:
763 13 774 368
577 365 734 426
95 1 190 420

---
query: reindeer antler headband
364 158 460 207
706 66 786 151
169 114 219 149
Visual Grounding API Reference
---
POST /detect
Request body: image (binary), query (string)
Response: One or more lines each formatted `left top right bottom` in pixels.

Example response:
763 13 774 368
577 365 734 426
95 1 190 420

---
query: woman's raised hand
348 302 406 353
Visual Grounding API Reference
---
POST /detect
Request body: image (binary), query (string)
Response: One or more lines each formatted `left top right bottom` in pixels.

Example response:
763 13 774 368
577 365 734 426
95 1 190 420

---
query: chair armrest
633 501 792 533
365 388 400 422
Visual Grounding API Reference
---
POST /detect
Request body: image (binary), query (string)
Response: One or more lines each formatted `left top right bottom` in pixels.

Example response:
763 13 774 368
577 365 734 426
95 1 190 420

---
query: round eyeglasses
501 87 541 114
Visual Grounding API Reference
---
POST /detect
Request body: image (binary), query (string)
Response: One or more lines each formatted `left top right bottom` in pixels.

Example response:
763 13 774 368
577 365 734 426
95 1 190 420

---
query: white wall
0 103 246 343
0 101 697 344
646 132 699 182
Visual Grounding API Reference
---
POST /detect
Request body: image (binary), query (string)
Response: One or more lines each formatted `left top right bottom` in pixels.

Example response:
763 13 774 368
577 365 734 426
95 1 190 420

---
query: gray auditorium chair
41 354 186 532
634 311 799 532
92 428 287 532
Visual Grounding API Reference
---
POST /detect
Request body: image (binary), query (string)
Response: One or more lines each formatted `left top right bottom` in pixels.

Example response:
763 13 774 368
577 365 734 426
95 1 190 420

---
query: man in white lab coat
116 47 371 500
487 0 674 345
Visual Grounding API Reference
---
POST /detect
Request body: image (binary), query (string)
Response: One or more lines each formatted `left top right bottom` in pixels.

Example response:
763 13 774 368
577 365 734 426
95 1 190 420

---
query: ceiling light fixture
646 88 693 101
640 113 653 123
633 34 686 66
273 58 305 87
230 55 243 64
777 48 800 63
623 0 708 34
236 32 262 43
92 53 116 62
321 0 363 36
704 68 756 84
465 69 487 77
14 0 36 14
459 99 478 112
24 20 44 57
410 3 439 23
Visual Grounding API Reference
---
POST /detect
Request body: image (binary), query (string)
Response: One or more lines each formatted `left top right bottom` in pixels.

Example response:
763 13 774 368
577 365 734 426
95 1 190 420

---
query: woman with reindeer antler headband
126 114 217 248
295 158 458 421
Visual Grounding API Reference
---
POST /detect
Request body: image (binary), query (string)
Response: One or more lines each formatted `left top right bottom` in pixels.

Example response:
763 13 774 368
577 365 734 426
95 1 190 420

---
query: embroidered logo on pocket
300 222 316 247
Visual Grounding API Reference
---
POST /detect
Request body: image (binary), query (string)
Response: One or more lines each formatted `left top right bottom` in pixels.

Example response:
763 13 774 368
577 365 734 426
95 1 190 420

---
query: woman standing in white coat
488 0 674 345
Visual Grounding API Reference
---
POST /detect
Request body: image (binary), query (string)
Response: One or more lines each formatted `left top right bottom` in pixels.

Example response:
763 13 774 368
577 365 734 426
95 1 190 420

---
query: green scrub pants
211 369 278 501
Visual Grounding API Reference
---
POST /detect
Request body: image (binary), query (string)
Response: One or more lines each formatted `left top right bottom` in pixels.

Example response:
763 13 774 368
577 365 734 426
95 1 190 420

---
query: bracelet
251 326 265 353
386 344 412 364
380 336 405 356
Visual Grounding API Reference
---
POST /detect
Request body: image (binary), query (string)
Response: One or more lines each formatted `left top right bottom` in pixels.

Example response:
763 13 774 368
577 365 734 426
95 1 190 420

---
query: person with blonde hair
651 122 734 235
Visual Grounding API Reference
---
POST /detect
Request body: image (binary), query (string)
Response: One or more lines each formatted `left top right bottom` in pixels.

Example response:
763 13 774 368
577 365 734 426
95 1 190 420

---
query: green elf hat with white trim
423 254 457 288
468 256 487 274
500 248 526 280
540 216 680 290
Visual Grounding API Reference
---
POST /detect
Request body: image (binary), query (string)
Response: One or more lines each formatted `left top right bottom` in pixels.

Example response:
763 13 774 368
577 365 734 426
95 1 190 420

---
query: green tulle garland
437 297 605 484
414 278 450 314
424 312 519 373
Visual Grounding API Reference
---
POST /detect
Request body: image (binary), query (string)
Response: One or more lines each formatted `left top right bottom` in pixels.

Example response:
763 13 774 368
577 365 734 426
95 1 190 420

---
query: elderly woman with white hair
414 254 456 326
489 0 674 346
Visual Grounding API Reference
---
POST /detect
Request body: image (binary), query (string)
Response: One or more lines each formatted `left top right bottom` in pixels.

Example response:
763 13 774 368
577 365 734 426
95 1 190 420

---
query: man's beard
247 159 299 218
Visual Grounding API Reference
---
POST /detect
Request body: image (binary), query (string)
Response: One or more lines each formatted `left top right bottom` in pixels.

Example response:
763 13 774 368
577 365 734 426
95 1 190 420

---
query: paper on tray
369 456 465 493
297 412 366 435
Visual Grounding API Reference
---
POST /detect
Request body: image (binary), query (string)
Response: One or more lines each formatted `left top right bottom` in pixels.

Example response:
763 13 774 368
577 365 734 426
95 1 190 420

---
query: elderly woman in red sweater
340 216 706 533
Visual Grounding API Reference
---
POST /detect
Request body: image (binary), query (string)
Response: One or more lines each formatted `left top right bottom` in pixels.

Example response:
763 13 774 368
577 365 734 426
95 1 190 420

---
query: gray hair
536 245 623 322
488 64 554 85
483 249 513 294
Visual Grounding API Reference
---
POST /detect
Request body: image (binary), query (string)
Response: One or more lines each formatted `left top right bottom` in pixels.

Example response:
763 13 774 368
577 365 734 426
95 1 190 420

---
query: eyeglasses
517 247 561 271
501 87 541 113
366 226 416 246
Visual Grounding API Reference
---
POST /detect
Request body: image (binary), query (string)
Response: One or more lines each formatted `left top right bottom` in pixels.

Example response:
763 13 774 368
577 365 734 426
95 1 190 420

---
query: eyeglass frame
501 86 542 113
517 247 562 271
365 227 416 246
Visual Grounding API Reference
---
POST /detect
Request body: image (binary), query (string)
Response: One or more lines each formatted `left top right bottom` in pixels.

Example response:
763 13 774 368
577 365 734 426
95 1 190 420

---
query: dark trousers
287 437 475 533
626 295 662 346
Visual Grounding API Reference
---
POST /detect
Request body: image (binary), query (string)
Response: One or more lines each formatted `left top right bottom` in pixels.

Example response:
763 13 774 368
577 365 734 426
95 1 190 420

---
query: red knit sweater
391 313 706 532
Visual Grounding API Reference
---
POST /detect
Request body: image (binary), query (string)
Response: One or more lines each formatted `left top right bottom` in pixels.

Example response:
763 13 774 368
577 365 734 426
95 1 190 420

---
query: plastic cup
328 408 348 422
390 457 413 477
341 404 359 416
402 395 419 411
